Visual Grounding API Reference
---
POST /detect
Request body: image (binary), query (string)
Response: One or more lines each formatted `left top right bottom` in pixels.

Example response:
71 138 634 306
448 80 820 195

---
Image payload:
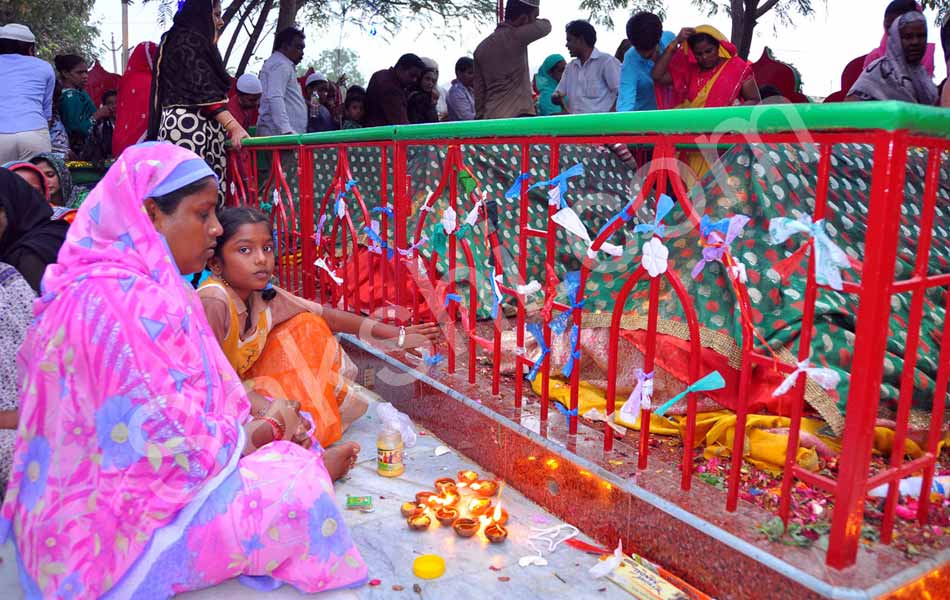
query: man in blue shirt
617 13 675 112
0 24 55 163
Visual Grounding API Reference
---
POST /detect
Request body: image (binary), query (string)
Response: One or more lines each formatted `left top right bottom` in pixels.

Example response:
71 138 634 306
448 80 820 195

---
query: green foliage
578 0 665 29
0 0 101 62
304 48 365 88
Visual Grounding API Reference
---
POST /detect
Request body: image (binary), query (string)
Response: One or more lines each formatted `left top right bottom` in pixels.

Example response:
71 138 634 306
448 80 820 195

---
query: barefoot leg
324 441 361 481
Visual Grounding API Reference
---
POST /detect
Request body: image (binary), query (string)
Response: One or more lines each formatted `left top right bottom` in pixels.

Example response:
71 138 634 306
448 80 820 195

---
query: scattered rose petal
393 585 404 591
498 576 510 582
369 579 381 587
489 565 502 572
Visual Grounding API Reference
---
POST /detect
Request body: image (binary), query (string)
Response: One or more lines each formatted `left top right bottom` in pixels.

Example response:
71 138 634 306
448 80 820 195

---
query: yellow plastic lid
412 554 446 580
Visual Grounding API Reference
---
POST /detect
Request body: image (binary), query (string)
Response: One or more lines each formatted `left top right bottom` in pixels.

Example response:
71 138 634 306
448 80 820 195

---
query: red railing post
392 142 409 322
298 148 316 300
825 131 907 570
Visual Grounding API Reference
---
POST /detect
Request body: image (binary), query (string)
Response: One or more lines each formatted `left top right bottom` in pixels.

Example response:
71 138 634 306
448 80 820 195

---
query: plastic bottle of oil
376 425 405 477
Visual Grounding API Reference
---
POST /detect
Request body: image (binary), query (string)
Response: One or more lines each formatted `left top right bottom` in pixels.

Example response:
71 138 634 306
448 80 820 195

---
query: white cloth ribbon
552 206 624 260
314 257 343 285
441 207 457 234
463 201 482 227
772 358 841 398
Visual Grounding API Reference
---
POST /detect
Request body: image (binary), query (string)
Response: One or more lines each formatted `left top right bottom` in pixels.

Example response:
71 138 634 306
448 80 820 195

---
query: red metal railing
226 104 950 569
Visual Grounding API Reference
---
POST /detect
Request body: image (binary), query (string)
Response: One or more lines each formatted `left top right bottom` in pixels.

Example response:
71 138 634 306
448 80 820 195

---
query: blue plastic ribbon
314 213 328 246
444 293 463 308
364 225 394 260
653 371 726 417
334 179 358 220
561 324 581 378
597 200 635 239
634 194 674 238
549 271 584 335
424 353 446 367
553 401 580 429
504 173 532 199
527 163 585 208
525 322 550 382
699 215 730 239
769 215 850 290
490 274 504 320
372 206 394 218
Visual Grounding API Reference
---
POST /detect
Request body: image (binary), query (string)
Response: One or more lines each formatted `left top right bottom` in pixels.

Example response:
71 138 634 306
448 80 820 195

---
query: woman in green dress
54 54 110 154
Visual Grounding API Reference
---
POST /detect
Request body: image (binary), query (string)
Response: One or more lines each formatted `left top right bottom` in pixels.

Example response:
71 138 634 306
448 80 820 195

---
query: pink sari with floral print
0 142 367 597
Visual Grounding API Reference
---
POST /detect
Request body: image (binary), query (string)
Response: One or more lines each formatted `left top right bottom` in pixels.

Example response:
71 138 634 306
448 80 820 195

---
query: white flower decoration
441 207 457 234
641 237 669 278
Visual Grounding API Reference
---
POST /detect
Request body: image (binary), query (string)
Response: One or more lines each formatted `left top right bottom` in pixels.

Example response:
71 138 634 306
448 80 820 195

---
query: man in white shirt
0 24 55 162
552 20 621 115
257 27 308 136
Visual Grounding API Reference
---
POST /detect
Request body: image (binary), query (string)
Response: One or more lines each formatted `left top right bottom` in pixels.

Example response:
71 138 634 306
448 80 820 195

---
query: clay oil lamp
435 506 459 526
407 514 432 531
457 470 479 485
468 497 492 517
416 491 437 506
484 522 508 543
434 477 458 495
452 518 479 538
470 480 499 498
440 491 460 508
401 502 426 519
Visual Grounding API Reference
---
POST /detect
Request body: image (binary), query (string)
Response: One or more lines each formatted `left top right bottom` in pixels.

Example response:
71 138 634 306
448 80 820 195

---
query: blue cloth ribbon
334 179 358 220
444 293 463 307
769 215 850 290
527 163 585 208
504 173 533 199
561 324 581 378
634 194 674 238
597 200 635 239
364 225 394 260
691 214 750 280
490 274 504 320
371 206 394 218
525 322 550 382
654 371 726 417
550 271 584 335
553 401 580 429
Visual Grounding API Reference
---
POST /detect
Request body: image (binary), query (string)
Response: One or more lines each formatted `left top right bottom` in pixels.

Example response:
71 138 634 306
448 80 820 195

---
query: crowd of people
0 0 949 596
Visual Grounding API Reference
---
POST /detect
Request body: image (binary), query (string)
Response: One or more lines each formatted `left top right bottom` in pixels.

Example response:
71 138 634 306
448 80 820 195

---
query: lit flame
492 505 502 522
470 482 482 491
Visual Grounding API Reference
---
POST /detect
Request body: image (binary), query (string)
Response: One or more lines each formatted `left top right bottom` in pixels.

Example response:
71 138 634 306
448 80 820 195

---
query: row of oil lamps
400 470 508 543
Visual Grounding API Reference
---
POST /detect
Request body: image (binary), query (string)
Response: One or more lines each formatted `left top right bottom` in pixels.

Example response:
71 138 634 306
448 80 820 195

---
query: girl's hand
402 323 442 349
228 124 250 149
675 27 695 46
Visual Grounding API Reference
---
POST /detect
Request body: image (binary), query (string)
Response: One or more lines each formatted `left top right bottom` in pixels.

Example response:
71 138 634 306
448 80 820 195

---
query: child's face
209 222 275 296
347 100 365 121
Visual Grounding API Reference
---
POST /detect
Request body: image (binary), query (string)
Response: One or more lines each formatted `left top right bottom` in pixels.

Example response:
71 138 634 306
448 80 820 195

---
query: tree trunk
222 0 250 28
276 0 299 31
728 0 759 60
237 0 273 76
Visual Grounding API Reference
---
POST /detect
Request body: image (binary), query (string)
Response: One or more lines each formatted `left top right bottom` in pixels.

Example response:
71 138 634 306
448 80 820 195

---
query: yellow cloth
199 279 272 376
536 376 946 474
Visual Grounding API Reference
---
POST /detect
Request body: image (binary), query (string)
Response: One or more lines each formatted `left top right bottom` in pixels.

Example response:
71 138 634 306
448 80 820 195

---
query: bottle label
377 446 403 473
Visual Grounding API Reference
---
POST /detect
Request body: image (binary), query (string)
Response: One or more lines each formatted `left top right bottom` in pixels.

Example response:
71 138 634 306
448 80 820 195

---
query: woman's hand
675 27 696 47
228 124 250 149
94 105 112 121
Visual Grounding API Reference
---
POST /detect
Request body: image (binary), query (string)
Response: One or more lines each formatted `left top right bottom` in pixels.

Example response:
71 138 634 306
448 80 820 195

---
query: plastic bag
377 403 417 448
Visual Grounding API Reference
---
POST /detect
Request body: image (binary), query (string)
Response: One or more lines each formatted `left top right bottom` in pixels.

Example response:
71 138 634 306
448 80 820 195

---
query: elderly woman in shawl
847 11 938 105
0 143 367 597
535 54 567 116
0 168 69 291
148 0 249 202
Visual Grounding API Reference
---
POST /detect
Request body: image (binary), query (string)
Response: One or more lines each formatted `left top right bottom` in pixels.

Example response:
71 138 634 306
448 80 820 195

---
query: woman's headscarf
30 152 76 207
849 12 938 105
0 142 250 598
114 41 159 156
663 25 752 109
536 54 565 116
147 0 232 140
0 168 69 290
1 162 48 199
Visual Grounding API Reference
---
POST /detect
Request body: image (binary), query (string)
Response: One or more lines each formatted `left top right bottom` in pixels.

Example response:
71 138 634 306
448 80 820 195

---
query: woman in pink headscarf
112 42 159 157
0 142 367 597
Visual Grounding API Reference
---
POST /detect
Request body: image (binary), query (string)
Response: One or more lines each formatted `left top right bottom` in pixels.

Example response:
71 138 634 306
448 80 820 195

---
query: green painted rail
239 101 950 148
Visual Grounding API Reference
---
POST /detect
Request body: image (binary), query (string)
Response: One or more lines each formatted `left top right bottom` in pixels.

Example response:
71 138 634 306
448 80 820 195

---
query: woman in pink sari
0 142 367 597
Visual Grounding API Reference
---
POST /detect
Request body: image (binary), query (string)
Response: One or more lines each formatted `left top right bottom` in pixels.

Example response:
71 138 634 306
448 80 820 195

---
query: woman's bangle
397 326 406 348
258 416 285 441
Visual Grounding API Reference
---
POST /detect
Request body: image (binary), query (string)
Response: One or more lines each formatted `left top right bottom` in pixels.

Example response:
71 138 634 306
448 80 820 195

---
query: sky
91 0 947 97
